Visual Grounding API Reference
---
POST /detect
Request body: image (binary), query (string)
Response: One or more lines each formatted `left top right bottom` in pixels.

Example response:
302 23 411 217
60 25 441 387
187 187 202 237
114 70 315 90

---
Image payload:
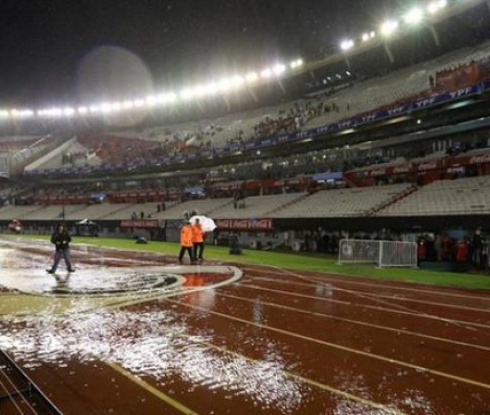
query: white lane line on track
201 341 410 415
243 265 490 301
249 277 490 313
256 265 490 335
216 291 490 352
166 297 490 392
233 283 490 330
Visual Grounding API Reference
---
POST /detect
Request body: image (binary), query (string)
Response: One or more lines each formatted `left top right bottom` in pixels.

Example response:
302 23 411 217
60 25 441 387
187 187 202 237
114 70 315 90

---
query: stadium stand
272 184 411 218
378 176 490 216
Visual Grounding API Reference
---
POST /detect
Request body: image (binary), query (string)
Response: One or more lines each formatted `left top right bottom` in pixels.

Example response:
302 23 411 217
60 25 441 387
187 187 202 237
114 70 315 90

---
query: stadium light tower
403 7 424 25
380 20 399 63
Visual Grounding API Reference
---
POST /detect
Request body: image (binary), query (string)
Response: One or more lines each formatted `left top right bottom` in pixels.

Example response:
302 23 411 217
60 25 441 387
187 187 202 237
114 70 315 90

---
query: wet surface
0 236 490 414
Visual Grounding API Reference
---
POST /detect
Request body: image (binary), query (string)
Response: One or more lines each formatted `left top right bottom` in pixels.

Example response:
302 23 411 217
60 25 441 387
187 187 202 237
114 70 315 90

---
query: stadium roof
0 0 487 116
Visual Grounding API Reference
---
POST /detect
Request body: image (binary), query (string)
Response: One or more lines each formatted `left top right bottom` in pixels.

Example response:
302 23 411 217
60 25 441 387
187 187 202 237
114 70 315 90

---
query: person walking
178 220 195 264
46 223 75 274
191 218 205 261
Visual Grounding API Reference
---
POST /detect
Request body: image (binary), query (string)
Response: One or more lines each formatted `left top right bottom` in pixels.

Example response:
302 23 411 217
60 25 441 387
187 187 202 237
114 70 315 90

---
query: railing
0 349 63 415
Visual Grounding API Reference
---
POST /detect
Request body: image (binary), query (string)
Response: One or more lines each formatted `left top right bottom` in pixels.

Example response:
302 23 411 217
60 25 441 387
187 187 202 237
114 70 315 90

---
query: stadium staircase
268 192 311 217
365 185 419 217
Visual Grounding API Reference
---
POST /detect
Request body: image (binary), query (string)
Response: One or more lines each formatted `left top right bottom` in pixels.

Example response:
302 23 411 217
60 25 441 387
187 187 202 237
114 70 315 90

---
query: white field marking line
89 265 244 312
250 277 490 313
0 266 243 320
216 291 490 352
166 297 490 391
263 265 490 334
105 362 200 415
243 265 490 302
232 283 490 331
201 341 408 415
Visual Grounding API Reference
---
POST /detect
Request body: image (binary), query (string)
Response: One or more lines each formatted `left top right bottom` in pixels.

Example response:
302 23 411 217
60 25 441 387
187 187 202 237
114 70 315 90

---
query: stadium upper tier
21 39 490 176
376 175 490 216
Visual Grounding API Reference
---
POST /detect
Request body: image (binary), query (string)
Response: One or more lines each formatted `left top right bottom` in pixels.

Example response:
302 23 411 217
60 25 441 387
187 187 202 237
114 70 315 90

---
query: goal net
338 239 418 268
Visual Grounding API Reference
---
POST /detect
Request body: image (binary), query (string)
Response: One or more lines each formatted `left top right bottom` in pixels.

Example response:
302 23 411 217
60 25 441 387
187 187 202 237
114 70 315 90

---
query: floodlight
133 99 145 107
89 105 101 113
122 100 134 109
165 93 178 103
362 33 370 42
340 39 354 51
272 64 286 75
63 107 75 116
0 110 9 118
231 75 245 86
404 7 424 24
246 72 259 82
203 82 218 95
428 0 447 14
380 20 399 36
180 88 195 100
11 109 34 118
110 102 122 111
145 95 157 106
260 68 273 78
77 106 88 114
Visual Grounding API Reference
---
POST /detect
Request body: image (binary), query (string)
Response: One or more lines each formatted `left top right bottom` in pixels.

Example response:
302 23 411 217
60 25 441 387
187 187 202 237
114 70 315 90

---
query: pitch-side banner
216 218 273 231
120 219 159 228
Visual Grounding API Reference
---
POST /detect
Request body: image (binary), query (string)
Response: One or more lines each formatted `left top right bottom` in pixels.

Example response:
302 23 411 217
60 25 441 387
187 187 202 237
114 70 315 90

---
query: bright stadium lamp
122 100 134 109
77 106 88 114
260 68 273 78
133 99 145 107
231 75 245 86
203 82 218 95
100 103 113 113
110 102 122 112
63 107 75 117
340 39 354 51
246 72 259 82
272 64 286 75
0 110 9 118
11 109 34 118
217 78 232 93
164 92 178 103
428 0 447 14
404 7 424 25
89 105 101 114
180 87 195 100
145 95 158 106
380 20 399 37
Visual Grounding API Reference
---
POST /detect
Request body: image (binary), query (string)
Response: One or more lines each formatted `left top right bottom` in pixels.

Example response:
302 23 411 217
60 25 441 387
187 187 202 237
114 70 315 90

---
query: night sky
0 0 401 107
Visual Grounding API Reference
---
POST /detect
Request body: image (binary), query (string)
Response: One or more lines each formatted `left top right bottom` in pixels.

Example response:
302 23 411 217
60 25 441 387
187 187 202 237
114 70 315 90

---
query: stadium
1 1 490 414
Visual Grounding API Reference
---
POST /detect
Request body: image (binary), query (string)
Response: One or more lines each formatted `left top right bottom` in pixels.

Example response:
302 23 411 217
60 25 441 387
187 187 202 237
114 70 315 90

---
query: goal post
338 239 418 268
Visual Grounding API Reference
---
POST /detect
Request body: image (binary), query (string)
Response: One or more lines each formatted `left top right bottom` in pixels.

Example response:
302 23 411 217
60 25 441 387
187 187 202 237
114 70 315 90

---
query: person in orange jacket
191 218 205 261
179 220 195 264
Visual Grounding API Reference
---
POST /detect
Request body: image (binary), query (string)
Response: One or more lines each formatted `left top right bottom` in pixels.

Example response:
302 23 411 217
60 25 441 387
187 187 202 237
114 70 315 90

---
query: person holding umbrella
191 217 205 261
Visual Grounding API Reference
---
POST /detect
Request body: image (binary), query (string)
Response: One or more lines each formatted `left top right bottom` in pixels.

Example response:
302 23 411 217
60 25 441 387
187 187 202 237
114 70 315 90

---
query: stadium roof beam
276 78 287 95
428 25 441 47
247 87 258 103
383 42 395 64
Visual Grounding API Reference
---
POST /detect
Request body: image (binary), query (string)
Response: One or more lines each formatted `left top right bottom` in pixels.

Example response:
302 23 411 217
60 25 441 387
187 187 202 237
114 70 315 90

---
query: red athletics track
0 237 489 415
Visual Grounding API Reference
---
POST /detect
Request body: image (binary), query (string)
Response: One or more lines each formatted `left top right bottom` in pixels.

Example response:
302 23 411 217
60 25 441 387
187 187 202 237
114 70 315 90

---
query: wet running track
0 236 489 415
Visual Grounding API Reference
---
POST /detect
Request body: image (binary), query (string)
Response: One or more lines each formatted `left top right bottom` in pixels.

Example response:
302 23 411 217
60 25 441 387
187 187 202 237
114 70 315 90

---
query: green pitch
20 235 490 290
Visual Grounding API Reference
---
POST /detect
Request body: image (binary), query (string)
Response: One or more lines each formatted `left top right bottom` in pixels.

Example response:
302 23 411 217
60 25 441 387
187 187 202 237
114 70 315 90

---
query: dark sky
0 0 398 107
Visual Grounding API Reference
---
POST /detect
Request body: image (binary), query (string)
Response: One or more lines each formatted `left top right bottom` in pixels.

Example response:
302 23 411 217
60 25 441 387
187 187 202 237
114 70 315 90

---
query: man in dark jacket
46 223 75 273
